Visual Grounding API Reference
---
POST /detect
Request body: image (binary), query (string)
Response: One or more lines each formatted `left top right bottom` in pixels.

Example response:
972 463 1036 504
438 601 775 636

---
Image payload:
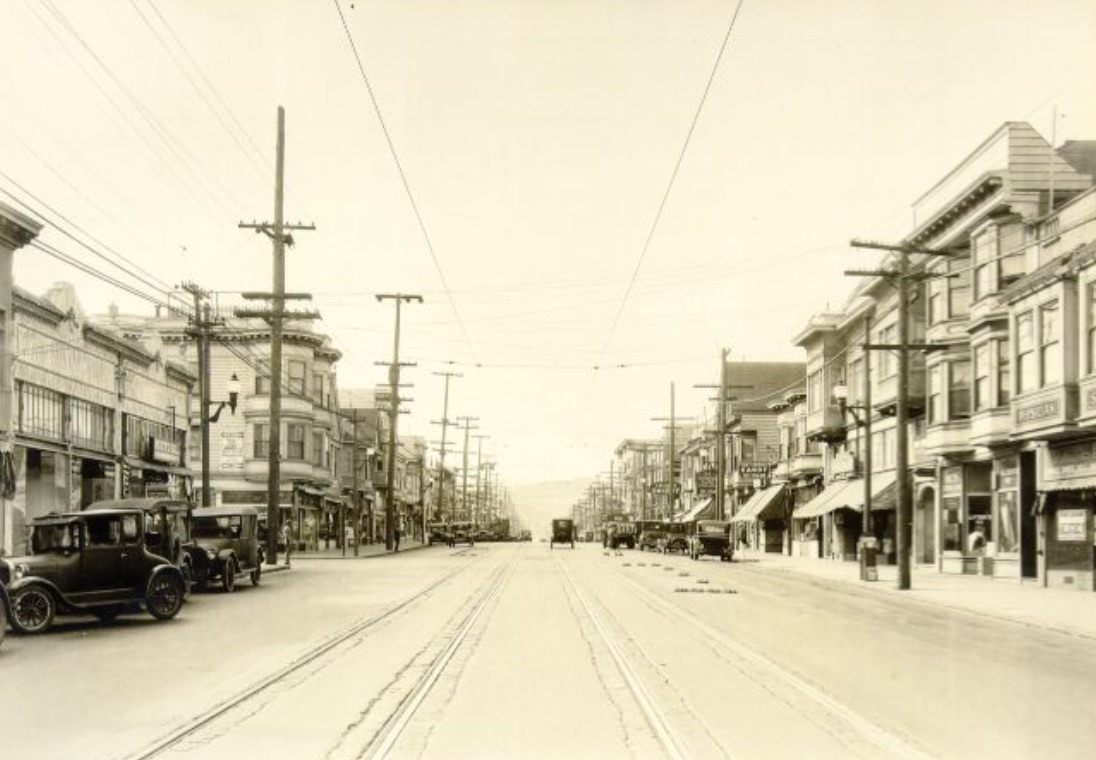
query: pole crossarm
849 238 958 257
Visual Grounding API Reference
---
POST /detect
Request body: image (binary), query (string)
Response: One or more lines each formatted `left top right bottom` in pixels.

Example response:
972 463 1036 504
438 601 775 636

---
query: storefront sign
942 466 963 496
220 432 245 471
739 463 771 477
695 471 718 495
831 452 859 479
1043 440 1096 487
149 436 181 465
1056 509 1087 543
1016 399 1060 424
1087 388 1096 411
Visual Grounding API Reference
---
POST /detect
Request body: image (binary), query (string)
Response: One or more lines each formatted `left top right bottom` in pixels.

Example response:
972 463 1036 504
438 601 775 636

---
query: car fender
7 576 72 611
146 564 186 593
215 549 238 570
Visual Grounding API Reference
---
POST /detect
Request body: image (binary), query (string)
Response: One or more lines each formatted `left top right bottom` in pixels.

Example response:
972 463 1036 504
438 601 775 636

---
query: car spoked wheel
11 585 55 634
222 560 237 593
146 574 185 620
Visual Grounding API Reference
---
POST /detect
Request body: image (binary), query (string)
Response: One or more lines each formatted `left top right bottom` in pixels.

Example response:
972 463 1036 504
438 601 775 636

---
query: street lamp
208 373 241 423
200 372 241 508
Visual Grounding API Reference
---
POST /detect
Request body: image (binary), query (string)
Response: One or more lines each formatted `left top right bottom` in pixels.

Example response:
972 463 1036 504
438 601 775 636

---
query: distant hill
510 478 591 539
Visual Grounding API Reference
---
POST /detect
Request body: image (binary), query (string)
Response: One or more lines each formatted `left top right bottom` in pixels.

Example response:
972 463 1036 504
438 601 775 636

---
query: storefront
1037 440 1096 591
792 472 896 561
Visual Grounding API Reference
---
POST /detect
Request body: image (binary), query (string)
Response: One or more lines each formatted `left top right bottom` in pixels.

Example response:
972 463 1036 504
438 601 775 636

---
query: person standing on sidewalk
394 524 401 552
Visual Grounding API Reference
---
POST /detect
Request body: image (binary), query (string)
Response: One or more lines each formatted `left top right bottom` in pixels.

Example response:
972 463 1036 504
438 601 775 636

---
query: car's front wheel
10 585 55 634
146 573 185 620
222 560 237 593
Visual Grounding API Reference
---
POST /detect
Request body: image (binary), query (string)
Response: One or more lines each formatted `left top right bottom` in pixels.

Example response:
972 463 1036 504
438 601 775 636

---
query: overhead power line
599 0 747 361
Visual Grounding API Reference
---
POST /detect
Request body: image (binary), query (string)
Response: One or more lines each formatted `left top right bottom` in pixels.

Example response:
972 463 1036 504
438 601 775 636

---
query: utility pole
181 282 218 508
695 349 752 521
432 370 461 524
849 238 953 590
456 416 478 523
652 382 694 520
473 434 489 527
237 107 316 565
376 293 422 551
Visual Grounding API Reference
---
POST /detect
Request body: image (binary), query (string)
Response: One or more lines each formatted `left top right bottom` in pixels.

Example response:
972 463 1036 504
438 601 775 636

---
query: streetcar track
600 555 937 760
120 556 488 760
353 558 518 760
556 557 690 760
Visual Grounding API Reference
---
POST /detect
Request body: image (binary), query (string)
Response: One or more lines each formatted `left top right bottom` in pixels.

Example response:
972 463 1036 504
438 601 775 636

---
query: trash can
859 536 878 582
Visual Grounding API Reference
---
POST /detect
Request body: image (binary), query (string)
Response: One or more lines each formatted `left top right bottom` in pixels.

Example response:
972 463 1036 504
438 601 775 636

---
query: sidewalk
261 539 430 573
735 549 1096 641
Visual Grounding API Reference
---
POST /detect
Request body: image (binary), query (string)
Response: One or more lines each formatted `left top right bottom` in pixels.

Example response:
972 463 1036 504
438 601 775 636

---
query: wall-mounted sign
1056 509 1087 543
739 463 771 477
149 436 181 465
1043 440 1096 487
220 432 245 471
1016 399 1060 425
831 452 859 479
695 471 718 495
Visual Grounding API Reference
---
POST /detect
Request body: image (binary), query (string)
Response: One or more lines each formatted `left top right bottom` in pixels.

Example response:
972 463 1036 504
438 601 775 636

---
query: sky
3 0 1096 507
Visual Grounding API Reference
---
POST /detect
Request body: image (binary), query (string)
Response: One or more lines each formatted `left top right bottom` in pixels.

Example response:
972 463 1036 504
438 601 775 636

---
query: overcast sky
3 0 1095 498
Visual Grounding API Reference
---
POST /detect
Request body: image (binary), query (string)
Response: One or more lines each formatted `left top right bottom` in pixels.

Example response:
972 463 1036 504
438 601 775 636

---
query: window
949 258 971 318
973 344 990 412
950 359 971 419
1016 311 1036 393
997 339 1011 406
998 225 1026 287
287 423 306 460
253 424 269 458
19 382 64 439
928 275 945 325
973 230 996 301
877 324 897 379
928 364 943 424
1089 284 1096 375
69 398 113 451
288 360 306 396
871 428 895 470
313 373 324 406
807 370 823 413
256 375 271 395
1040 300 1061 386
846 358 863 405
312 432 324 466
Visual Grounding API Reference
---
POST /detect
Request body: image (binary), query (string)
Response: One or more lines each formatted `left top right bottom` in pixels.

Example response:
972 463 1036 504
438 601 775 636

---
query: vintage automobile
447 521 475 547
187 506 265 592
689 520 733 561
1 508 187 634
550 518 575 549
85 498 196 593
636 521 666 551
657 523 689 554
427 522 450 546
603 521 636 550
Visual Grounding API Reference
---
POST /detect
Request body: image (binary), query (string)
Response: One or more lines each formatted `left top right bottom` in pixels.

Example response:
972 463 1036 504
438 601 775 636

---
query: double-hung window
950 359 971 419
1040 301 1061 387
973 344 990 412
1016 311 1036 394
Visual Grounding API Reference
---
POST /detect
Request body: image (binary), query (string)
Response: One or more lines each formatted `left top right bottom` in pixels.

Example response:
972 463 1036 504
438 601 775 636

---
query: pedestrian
394 525 401 552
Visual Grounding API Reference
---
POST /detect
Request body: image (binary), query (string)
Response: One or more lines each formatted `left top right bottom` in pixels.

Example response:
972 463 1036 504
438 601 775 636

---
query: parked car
85 498 196 593
689 520 733 561
658 524 689 554
550 518 575 549
1 508 187 634
427 522 449 546
448 521 475 547
638 529 664 551
604 521 636 550
187 506 265 592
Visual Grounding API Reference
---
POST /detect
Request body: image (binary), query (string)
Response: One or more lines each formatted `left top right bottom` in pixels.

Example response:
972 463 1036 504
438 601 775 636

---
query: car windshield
30 522 79 553
192 516 243 539
699 523 727 534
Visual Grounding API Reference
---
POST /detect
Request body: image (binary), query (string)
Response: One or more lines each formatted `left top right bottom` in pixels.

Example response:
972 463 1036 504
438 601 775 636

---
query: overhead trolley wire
598 0 748 362
330 0 477 363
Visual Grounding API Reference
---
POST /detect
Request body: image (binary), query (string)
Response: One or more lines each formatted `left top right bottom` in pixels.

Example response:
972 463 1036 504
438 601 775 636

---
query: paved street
4 543 1095 760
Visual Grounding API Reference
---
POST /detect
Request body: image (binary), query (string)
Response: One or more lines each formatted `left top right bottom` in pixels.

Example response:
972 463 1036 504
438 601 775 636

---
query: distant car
448 521 475 547
550 518 575 549
604 521 636 550
427 522 449 546
658 533 689 554
187 506 265 592
638 529 664 551
1 508 187 634
689 520 733 562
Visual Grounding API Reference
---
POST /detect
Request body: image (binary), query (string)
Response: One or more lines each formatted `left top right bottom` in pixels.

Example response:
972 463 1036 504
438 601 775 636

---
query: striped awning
793 472 898 519
730 485 786 523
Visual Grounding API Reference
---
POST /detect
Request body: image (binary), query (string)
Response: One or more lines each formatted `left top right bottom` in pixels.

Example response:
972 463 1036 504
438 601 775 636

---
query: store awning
1039 475 1096 492
792 473 898 519
730 485 786 523
675 497 714 523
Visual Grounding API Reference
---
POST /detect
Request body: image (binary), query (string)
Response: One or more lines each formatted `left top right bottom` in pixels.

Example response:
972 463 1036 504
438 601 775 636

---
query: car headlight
206 549 216 560
13 563 29 581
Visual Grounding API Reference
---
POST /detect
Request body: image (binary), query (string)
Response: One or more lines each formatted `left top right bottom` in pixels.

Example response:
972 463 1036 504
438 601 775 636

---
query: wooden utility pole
848 238 953 590
473 433 489 526
652 383 694 520
456 415 478 522
376 293 422 551
237 107 316 564
432 370 460 522
181 282 218 507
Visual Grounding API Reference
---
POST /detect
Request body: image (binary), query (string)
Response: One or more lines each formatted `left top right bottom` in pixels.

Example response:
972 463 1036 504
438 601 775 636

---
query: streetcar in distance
550 518 575 549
